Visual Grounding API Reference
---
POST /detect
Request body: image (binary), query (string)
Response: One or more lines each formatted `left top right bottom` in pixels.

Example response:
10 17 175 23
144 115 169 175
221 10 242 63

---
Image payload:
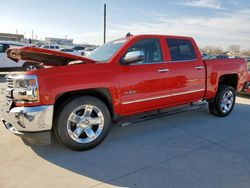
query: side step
117 101 207 127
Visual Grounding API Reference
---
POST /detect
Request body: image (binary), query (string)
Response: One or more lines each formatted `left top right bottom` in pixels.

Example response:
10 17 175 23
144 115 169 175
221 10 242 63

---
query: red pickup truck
1 34 249 151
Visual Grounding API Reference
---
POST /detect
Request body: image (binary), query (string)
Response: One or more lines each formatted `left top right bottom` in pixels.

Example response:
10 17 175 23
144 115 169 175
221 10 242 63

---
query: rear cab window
166 38 197 62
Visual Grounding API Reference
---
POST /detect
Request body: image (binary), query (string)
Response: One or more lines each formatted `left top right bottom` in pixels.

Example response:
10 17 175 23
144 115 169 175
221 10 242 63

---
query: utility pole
32 29 34 40
103 3 106 44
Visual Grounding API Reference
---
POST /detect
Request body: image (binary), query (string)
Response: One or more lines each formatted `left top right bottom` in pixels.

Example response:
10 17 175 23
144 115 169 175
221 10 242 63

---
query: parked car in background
81 47 97 56
39 44 60 50
59 48 82 56
72 46 85 51
71 46 86 55
202 54 217 60
216 54 229 59
1 34 248 151
0 41 41 71
244 56 250 63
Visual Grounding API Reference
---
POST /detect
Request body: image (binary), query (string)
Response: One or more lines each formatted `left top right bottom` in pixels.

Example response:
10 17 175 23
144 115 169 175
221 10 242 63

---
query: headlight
12 75 39 102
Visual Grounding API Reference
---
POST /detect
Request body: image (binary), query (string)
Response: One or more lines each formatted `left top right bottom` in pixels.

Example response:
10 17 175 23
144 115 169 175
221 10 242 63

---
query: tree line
200 45 250 56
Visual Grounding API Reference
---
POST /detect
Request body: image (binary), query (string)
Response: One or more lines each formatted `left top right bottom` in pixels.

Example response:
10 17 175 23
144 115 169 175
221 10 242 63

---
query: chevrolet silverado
1 34 249 151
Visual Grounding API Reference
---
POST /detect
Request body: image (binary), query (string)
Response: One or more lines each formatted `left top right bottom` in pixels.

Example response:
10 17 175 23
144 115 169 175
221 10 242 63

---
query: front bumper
0 103 54 144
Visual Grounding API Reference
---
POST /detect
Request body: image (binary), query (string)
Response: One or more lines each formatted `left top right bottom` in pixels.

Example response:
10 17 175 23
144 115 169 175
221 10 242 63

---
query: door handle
195 66 204 70
158 68 169 73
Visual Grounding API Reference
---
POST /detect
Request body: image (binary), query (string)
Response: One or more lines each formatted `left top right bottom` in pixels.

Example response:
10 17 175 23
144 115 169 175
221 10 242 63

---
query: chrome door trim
122 94 172 105
171 89 205 96
158 68 169 73
122 89 205 105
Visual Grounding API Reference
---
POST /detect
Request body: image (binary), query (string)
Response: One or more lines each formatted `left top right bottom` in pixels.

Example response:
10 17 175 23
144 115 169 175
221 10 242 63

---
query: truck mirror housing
123 51 145 64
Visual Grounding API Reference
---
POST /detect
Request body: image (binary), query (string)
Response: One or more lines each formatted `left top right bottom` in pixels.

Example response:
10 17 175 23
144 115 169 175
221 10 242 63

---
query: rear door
166 38 205 102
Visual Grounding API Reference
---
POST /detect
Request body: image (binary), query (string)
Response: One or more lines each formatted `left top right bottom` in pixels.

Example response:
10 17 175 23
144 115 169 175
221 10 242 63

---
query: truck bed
203 58 248 99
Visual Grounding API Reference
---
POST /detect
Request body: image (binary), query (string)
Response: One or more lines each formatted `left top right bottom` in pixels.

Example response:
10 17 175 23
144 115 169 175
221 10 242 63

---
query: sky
0 0 250 50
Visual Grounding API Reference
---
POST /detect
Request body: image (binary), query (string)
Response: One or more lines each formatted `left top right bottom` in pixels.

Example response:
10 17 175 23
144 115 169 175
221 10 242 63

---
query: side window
127 38 163 64
167 39 196 61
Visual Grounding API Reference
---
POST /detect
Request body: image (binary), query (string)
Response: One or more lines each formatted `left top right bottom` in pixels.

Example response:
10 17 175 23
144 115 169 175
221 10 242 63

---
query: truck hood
6 46 96 66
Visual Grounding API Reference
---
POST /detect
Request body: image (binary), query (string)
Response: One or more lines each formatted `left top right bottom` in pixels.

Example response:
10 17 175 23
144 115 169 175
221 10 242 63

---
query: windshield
88 39 127 62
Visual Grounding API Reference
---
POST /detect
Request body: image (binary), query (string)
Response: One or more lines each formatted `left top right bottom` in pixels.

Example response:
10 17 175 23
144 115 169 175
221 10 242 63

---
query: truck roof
123 34 194 40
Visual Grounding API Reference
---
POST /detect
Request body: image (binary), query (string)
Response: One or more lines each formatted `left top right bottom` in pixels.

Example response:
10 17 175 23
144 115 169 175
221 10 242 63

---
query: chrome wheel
26 65 37 71
220 91 234 113
66 105 104 144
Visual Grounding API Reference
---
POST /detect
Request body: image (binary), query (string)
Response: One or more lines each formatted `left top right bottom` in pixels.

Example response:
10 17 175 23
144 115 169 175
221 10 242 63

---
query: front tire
208 85 236 117
54 96 112 151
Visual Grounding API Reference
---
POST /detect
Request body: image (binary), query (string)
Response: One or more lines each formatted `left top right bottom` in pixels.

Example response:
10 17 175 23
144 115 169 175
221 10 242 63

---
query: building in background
0 33 24 42
45 37 73 46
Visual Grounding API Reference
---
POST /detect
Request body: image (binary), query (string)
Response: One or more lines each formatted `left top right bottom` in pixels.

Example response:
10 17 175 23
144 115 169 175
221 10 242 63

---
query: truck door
166 38 205 102
118 38 174 115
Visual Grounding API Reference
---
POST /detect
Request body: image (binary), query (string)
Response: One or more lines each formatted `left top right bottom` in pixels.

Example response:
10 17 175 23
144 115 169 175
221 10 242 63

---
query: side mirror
123 51 145 64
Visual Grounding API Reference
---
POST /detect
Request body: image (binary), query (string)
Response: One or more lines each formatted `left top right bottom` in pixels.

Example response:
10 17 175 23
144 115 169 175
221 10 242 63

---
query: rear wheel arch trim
217 73 239 90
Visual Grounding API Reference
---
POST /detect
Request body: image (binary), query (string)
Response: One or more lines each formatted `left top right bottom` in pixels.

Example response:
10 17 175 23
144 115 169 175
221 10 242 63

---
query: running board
117 101 207 127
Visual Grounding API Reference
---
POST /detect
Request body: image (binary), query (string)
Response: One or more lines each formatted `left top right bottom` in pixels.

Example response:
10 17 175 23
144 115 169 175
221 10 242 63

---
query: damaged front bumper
0 102 54 145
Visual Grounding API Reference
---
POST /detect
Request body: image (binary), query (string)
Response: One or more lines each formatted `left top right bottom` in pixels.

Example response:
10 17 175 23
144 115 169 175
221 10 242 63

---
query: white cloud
178 0 222 9
105 8 250 50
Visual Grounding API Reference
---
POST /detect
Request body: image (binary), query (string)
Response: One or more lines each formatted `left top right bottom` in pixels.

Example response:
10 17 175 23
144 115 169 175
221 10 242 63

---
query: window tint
167 39 196 61
127 38 162 64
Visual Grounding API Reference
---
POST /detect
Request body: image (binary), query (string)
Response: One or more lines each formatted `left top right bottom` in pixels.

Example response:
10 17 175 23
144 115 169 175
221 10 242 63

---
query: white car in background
59 48 82 56
39 44 60 50
0 41 41 71
82 47 97 56
72 46 85 52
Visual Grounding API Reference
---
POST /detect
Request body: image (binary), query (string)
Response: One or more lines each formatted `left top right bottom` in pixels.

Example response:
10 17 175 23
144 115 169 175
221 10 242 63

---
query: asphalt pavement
0 74 250 188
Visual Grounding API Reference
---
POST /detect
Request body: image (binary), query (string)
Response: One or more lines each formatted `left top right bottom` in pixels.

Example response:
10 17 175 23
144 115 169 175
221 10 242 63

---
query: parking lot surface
0 75 250 188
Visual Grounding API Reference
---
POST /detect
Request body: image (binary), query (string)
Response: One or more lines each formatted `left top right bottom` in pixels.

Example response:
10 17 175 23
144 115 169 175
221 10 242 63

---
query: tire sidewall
55 96 111 151
215 85 236 117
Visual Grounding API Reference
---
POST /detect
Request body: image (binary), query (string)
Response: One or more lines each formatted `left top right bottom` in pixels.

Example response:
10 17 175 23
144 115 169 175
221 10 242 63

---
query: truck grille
5 76 14 98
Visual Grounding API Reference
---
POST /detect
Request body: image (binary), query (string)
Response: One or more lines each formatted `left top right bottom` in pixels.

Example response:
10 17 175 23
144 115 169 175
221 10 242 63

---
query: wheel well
218 74 238 90
54 88 114 119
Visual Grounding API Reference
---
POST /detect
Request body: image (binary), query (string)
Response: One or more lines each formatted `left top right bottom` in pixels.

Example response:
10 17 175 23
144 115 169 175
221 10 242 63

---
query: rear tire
54 96 112 151
208 85 236 117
